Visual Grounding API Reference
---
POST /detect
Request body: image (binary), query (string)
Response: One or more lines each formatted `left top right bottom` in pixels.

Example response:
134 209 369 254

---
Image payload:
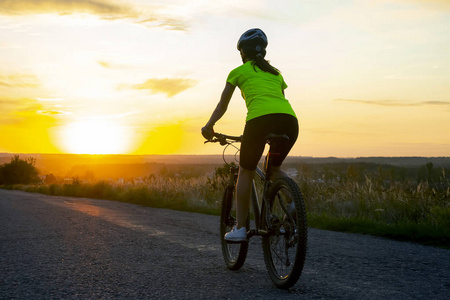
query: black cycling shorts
240 113 298 171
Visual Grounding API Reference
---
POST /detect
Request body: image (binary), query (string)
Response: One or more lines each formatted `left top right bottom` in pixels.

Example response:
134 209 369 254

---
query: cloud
0 96 63 153
0 98 21 111
335 99 450 107
371 0 450 11
37 110 70 115
133 78 198 98
97 61 110 68
135 17 188 31
401 0 450 10
0 0 188 30
0 0 134 17
0 74 40 88
97 60 130 70
0 97 70 126
0 97 41 112
0 97 40 125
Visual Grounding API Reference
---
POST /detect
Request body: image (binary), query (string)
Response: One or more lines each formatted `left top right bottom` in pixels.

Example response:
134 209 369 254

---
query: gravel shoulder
1 189 449 299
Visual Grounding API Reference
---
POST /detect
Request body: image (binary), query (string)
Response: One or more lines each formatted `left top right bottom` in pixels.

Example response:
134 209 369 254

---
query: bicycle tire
220 185 249 270
261 177 308 289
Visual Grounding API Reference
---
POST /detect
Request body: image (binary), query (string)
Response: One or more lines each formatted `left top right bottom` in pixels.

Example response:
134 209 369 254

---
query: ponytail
241 44 280 75
253 54 280 75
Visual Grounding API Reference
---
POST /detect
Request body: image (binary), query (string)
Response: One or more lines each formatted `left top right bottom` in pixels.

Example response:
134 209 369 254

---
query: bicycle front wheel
262 177 308 289
220 185 249 270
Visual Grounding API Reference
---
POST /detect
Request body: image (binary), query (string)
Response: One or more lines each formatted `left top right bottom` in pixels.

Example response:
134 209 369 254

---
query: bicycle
205 132 308 289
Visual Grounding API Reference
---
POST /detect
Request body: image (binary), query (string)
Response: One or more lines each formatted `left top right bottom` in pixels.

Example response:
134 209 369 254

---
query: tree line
292 161 449 185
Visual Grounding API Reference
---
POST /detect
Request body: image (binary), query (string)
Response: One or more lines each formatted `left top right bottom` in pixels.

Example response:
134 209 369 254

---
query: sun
62 120 130 154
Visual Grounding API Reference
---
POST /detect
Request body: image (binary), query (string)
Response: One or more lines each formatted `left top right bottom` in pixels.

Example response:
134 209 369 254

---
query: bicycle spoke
220 185 249 270
262 177 307 289
271 236 289 267
268 196 296 277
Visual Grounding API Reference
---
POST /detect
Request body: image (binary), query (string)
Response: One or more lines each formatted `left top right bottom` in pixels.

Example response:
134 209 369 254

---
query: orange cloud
135 17 187 31
97 61 110 68
0 0 133 17
0 0 189 30
0 97 69 125
133 78 198 98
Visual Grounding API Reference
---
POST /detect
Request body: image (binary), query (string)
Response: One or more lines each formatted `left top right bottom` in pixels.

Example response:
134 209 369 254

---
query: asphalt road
1 189 449 299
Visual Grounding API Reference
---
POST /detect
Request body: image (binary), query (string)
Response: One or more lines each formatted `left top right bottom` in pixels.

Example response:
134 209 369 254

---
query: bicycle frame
209 131 307 288
248 156 273 238
207 132 290 239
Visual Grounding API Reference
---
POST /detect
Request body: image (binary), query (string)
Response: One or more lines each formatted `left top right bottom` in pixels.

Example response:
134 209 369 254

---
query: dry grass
18 176 222 215
299 175 450 247
5 171 449 247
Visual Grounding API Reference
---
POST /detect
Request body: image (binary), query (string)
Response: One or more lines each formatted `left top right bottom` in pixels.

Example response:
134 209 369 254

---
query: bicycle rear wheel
220 185 249 270
262 177 308 289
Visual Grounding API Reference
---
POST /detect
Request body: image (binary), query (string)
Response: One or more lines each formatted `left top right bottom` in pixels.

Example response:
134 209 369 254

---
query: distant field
2 154 449 248
1 153 449 178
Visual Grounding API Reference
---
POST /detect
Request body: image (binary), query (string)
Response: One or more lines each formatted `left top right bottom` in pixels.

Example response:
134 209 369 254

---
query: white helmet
237 28 268 51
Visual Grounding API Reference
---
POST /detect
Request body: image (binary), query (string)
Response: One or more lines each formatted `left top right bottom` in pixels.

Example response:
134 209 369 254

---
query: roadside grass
6 176 222 216
3 174 449 248
300 177 450 248
307 214 449 248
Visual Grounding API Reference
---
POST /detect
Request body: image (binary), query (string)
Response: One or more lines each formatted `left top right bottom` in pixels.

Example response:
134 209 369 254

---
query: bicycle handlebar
205 132 242 145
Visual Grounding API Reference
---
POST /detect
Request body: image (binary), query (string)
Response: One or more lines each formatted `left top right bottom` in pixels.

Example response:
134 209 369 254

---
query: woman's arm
202 82 236 138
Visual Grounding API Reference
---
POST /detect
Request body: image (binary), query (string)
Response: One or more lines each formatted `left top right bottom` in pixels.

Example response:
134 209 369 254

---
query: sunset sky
0 0 449 157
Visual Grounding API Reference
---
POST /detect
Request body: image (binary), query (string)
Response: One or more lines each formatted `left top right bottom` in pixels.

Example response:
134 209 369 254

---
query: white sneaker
224 226 247 242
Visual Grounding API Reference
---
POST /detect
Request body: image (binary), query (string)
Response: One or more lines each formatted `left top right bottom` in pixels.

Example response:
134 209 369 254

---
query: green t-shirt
226 61 297 122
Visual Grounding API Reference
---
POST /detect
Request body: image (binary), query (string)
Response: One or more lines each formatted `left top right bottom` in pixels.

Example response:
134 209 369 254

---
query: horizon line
0 153 449 159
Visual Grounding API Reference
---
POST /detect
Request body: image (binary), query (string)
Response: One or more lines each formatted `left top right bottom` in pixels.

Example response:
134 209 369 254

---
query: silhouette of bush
0 155 40 185
44 173 58 184
207 163 237 190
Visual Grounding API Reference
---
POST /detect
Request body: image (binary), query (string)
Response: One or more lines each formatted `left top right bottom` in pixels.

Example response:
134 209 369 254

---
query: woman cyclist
202 28 299 242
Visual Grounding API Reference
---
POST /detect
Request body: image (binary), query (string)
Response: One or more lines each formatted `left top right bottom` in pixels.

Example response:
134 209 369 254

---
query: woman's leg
271 166 288 180
236 166 255 229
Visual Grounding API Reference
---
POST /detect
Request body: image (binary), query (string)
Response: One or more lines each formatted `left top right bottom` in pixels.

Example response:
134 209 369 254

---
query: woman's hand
201 125 214 140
